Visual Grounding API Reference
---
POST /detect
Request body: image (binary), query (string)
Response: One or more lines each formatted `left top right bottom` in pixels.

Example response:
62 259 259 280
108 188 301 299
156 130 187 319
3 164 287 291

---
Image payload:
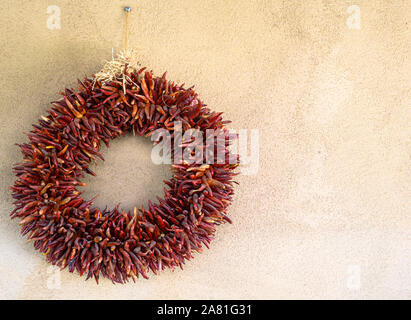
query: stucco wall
0 0 409 299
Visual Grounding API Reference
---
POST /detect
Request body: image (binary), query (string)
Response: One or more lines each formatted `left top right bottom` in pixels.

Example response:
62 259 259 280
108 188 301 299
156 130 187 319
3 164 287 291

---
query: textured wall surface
0 0 409 299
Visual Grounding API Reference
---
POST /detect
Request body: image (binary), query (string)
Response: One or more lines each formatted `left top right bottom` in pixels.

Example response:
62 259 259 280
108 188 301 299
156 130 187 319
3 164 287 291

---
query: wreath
10 54 239 283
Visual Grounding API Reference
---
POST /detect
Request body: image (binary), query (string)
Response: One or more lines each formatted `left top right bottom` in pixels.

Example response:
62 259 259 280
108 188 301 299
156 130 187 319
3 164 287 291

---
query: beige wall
0 0 409 299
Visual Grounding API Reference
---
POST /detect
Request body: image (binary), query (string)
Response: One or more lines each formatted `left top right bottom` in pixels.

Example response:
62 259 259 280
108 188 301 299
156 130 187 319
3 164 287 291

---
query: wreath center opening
79 134 172 211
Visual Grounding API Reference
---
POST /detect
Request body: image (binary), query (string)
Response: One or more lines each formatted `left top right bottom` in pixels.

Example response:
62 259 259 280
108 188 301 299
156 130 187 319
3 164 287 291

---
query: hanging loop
124 6 131 51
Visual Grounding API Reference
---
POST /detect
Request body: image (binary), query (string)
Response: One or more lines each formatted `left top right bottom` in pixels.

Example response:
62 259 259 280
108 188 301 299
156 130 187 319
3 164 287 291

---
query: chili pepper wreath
10 8 238 284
